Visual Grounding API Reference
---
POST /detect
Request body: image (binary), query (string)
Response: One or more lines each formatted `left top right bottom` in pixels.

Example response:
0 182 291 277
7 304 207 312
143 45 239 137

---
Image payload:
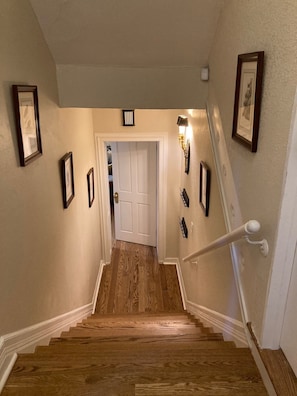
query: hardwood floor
247 323 297 395
2 241 269 395
95 240 184 314
2 312 267 395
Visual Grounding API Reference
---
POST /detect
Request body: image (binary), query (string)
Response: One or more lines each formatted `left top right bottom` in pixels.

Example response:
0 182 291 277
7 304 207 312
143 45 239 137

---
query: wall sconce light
177 115 190 174
177 115 188 151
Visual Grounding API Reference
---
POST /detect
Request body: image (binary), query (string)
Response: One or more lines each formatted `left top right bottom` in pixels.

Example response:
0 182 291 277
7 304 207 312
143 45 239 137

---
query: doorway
95 132 168 264
108 141 157 246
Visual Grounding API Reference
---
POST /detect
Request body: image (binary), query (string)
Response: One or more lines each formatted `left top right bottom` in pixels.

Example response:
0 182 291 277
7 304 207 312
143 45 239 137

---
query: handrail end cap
245 220 261 234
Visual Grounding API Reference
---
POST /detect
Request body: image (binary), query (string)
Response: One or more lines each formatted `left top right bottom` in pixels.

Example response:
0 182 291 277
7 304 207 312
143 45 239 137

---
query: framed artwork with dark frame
87 167 95 208
232 51 264 152
122 110 135 126
12 84 42 166
61 152 75 209
199 161 211 217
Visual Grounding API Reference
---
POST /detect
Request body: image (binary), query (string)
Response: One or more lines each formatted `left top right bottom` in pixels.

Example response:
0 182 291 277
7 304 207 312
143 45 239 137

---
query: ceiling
29 0 223 69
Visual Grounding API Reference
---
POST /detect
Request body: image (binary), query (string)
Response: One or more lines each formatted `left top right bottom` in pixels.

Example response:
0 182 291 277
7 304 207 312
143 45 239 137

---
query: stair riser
49 334 225 345
61 328 211 338
80 322 202 328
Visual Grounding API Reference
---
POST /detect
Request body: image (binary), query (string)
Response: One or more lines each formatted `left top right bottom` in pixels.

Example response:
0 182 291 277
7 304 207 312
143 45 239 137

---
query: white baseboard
0 303 92 392
92 259 107 314
0 259 106 393
186 300 248 347
171 257 247 347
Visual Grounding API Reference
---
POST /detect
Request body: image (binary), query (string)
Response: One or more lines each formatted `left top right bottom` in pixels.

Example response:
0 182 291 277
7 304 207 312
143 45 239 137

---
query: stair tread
19 348 252 363
36 340 236 354
135 381 268 395
2 379 267 396
61 327 212 338
6 352 263 386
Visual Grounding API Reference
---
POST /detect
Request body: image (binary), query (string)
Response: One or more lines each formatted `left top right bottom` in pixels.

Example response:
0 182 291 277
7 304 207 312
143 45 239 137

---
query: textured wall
178 110 242 322
0 0 101 335
208 0 297 342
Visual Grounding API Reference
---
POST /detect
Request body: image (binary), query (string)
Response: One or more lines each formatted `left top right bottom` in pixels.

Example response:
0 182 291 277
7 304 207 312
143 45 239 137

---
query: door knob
113 192 119 203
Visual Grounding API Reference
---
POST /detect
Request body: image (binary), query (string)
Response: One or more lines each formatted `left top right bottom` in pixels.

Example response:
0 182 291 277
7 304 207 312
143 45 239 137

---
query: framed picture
122 110 135 126
61 152 75 209
12 85 42 166
87 167 95 207
184 142 190 174
199 161 211 216
232 51 264 152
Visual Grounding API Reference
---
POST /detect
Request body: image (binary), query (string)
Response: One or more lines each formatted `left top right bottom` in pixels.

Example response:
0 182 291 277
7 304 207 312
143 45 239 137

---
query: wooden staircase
2 311 268 395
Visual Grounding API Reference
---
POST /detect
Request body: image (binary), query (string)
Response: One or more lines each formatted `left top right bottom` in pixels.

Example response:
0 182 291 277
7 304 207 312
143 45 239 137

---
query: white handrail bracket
244 236 269 257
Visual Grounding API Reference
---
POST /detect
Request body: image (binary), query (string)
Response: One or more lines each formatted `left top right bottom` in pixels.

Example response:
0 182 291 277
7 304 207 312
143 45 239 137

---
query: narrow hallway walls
0 0 101 337
177 110 243 343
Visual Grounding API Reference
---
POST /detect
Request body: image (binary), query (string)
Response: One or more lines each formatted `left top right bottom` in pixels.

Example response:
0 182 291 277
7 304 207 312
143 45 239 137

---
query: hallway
95 240 184 314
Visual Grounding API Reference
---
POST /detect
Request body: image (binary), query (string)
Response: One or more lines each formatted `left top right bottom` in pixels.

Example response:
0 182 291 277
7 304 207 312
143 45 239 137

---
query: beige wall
57 65 208 109
92 109 182 258
208 0 297 340
178 110 242 322
0 0 101 335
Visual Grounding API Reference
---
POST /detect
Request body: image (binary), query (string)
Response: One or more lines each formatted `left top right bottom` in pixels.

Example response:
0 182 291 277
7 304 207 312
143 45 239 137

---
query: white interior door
111 141 157 246
280 244 297 376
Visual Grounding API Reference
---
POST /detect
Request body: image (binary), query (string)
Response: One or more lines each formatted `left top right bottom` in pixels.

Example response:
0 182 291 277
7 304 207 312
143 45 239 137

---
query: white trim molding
261 89 297 349
206 99 249 325
92 260 107 314
0 303 92 392
0 259 106 393
170 257 246 346
174 257 276 395
186 301 247 347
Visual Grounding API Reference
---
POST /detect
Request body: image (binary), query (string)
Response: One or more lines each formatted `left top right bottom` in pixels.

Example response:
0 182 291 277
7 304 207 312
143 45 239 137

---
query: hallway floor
95 240 184 314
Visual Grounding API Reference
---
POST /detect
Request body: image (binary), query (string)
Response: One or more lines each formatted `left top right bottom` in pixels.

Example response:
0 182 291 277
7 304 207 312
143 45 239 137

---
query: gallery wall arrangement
11 83 97 211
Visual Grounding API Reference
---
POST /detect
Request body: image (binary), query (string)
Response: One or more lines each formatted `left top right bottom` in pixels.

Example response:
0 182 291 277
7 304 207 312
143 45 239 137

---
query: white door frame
95 132 168 264
261 89 297 348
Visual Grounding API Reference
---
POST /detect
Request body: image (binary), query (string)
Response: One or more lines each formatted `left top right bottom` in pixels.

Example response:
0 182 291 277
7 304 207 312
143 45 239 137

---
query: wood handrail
183 220 268 262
